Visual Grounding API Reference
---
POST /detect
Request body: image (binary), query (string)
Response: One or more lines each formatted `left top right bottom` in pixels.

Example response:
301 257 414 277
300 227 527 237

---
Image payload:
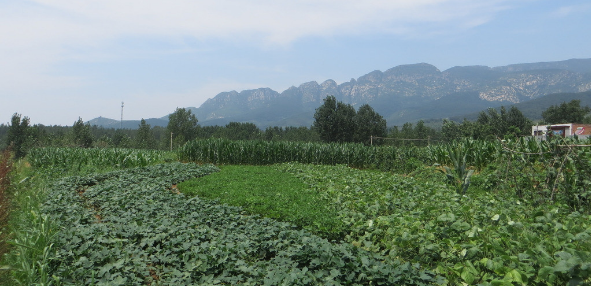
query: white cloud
1 0 520 125
551 4 591 18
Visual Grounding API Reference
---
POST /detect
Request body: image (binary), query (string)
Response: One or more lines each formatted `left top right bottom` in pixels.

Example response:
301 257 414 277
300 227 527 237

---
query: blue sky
1 0 590 126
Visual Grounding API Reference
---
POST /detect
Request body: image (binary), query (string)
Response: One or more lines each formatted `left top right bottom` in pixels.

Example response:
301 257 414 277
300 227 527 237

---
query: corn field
177 138 432 172
27 147 175 171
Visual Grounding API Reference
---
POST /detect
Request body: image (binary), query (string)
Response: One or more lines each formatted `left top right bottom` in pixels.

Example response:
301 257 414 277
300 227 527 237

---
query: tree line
0 111 323 159
2 97 589 159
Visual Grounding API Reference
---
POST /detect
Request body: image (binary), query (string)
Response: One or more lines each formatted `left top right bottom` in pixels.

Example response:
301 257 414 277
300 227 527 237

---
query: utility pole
170 132 173 151
120 101 124 129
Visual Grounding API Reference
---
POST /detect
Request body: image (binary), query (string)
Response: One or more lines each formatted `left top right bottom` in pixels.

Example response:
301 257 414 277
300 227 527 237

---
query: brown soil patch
0 149 13 281
170 184 181 195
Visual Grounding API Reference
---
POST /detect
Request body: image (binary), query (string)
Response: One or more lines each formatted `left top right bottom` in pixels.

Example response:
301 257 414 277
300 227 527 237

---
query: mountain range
88 58 591 129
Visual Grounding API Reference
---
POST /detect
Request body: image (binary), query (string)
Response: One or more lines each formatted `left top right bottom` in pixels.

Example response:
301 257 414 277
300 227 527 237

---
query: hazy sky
2 0 590 126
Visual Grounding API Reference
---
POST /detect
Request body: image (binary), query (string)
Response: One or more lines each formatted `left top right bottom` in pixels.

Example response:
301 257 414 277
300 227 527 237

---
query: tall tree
7 113 32 158
135 119 155 149
353 104 387 145
506 106 532 137
313 95 356 143
542 100 591 124
474 106 531 139
72 117 93 148
400 122 414 143
167 108 199 146
441 119 462 142
111 130 132 148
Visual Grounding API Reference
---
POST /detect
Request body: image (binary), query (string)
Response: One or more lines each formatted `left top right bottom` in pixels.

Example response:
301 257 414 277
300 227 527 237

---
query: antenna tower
120 101 124 129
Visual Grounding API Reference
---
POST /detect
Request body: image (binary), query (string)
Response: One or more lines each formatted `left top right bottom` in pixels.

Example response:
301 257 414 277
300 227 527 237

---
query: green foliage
438 143 474 196
354 104 387 145
178 138 432 173
178 165 345 239
167 107 199 147
263 126 321 142
27 147 175 176
72 117 94 148
1 161 57 285
6 113 34 159
134 119 156 149
35 163 439 285
276 163 591 285
387 121 439 147
542 99 591 124
218 122 261 140
313 95 356 143
442 106 532 141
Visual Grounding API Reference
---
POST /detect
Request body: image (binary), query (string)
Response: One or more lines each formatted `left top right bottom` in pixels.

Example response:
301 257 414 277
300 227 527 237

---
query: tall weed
1 161 57 285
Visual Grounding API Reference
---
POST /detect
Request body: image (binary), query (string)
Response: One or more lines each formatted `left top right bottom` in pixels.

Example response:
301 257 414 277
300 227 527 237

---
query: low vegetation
1 130 591 284
178 165 345 239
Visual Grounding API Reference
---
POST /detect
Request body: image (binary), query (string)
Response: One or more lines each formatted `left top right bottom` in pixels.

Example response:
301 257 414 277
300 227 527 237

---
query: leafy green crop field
7 162 439 285
178 165 345 240
273 163 591 285
177 162 591 285
3 138 591 285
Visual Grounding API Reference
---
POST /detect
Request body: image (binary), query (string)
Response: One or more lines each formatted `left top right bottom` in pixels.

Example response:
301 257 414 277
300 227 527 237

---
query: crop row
177 137 591 212
40 163 441 285
178 138 430 172
27 147 175 173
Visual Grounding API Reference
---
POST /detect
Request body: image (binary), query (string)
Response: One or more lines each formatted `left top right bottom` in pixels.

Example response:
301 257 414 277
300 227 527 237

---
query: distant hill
451 90 591 122
88 58 591 129
87 117 168 129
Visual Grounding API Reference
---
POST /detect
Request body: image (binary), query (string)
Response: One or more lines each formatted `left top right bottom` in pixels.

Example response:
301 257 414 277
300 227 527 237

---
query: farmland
1 137 591 285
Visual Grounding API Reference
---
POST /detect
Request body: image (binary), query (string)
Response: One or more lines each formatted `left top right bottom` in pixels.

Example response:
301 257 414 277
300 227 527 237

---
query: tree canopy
541 99 591 124
7 113 32 158
167 108 199 146
313 96 386 144
354 104 387 145
72 117 93 148
313 96 356 143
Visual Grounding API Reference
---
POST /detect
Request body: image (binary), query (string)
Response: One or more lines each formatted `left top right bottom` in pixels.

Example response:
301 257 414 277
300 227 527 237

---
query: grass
177 165 346 240
0 158 57 286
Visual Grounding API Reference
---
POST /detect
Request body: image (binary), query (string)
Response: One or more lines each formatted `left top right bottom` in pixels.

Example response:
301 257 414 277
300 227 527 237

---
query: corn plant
178 138 433 173
439 142 474 196
27 147 174 175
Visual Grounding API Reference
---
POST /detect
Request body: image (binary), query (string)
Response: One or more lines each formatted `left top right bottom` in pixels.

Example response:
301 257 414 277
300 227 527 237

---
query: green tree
220 122 261 140
474 106 532 139
401 122 414 140
7 113 33 158
475 107 505 139
167 108 199 147
313 95 356 143
72 117 93 148
542 100 591 124
135 119 155 149
506 106 532 137
353 104 387 145
112 130 132 148
413 120 433 146
441 119 462 142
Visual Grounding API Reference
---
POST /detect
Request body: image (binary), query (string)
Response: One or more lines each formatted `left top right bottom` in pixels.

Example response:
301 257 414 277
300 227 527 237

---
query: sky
1 0 590 126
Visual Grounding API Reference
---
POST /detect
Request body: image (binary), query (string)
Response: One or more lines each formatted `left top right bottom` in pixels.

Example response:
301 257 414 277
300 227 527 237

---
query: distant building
532 123 591 139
